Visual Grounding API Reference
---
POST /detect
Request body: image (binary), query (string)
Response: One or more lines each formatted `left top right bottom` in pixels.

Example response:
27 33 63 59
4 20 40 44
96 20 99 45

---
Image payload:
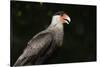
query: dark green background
11 1 96 66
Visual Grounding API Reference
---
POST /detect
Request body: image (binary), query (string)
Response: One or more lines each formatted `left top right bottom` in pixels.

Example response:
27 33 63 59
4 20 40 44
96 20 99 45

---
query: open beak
64 16 71 24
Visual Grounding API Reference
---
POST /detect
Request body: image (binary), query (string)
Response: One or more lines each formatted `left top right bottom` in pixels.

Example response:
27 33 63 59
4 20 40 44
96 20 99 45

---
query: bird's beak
64 16 71 24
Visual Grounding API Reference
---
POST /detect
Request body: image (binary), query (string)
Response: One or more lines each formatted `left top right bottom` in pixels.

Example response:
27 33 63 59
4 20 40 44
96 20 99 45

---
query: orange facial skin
60 14 69 23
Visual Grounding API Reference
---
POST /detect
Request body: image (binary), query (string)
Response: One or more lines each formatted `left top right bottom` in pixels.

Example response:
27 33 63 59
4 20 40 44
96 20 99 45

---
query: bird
13 11 71 66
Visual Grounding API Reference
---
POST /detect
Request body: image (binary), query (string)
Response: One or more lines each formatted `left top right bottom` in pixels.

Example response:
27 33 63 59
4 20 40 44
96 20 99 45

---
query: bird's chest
53 30 64 47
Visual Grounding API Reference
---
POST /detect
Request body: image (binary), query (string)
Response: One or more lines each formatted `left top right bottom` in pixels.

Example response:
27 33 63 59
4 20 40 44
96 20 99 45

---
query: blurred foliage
48 11 52 16
17 11 22 16
39 2 43 7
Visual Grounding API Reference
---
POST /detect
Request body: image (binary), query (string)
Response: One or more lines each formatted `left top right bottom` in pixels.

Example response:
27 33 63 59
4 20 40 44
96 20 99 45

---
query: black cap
54 11 66 16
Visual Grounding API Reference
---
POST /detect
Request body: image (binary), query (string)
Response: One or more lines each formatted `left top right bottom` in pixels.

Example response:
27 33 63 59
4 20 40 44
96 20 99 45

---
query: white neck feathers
48 15 63 29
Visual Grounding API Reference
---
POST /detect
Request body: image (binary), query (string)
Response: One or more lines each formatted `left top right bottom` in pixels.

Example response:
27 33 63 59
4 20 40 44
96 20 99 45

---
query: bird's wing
14 32 53 66
25 32 53 57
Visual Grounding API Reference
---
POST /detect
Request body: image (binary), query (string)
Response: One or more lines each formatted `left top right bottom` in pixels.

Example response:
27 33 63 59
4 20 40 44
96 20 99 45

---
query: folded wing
14 32 53 66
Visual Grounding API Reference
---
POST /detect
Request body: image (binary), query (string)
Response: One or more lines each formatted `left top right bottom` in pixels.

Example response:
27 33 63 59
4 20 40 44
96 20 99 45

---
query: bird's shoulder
22 30 54 57
27 30 53 45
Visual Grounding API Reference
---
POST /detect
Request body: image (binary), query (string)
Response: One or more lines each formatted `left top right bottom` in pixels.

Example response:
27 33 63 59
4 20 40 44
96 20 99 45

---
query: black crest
54 11 66 16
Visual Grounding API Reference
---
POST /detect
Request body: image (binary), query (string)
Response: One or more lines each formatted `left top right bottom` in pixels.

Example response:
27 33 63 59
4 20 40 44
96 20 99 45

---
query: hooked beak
64 16 71 24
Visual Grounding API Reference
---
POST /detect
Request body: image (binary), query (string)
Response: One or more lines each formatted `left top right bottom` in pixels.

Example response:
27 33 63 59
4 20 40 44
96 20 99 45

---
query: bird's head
52 11 71 24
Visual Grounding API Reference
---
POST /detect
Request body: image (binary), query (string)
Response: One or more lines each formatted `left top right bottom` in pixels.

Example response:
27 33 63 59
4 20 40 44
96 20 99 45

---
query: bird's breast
52 29 64 47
